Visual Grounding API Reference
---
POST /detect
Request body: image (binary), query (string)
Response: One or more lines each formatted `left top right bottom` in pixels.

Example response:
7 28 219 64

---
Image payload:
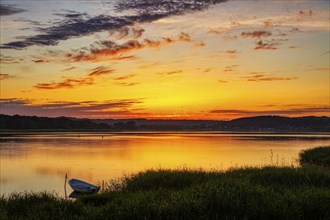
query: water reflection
1 133 329 196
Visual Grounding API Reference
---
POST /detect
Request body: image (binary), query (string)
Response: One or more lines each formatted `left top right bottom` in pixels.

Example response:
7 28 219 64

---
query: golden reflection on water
1 133 329 196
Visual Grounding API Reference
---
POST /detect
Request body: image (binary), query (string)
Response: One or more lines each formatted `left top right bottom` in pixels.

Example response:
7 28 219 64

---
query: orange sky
0 0 329 120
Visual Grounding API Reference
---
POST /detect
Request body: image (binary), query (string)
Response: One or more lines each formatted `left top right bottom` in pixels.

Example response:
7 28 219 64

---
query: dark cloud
223 65 238 73
0 74 15 80
298 10 314 17
33 59 49 63
113 74 136 80
157 70 183 75
224 50 238 54
68 33 192 62
241 31 272 39
1 0 227 49
113 82 139 87
288 45 301 49
243 73 297 82
0 98 145 118
115 0 227 15
110 27 145 39
0 4 25 16
34 78 94 90
88 66 114 76
62 67 77 72
54 11 88 19
254 40 281 50
34 66 114 90
68 40 144 62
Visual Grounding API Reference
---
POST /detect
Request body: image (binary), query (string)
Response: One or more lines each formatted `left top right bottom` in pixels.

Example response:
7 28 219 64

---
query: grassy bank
1 165 330 220
299 146 330 167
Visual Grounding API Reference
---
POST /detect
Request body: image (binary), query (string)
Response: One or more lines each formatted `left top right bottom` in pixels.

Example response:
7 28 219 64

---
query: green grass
299 146 330 167
1 166 330 220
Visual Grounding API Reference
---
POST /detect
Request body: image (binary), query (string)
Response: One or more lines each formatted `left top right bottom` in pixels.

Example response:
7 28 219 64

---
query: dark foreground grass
1 166 330 220
299 146 330 167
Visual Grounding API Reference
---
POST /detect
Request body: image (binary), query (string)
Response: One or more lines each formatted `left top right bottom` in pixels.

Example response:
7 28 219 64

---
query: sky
0 0 329 120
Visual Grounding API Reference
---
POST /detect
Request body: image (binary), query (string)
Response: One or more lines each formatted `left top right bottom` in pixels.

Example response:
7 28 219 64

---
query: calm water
1 132 329 196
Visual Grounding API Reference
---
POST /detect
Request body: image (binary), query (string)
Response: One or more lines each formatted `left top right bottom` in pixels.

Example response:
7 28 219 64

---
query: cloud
0 55 24 64
157 70 183 75
62 67 77 72
0 4 25 16
224 50 238 54
254 40 281 50
288 45 301 49
195 40 206 47
68 32 192 62
33 59 49 63
110 27 145 40
218 80 228 83
88 66 114 76
309 67 330 72
1 0 227 49
223 65 238 73
243 73 297 82
298 10 314 18
241 31 272 39
0 98 145 118
210 106 330 117
113 82 139 87
0 74 15 80
34 66 114 90
34 78 94 90
113 74 136 80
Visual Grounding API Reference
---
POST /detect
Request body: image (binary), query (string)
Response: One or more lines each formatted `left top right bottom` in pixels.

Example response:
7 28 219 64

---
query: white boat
68 178 100 193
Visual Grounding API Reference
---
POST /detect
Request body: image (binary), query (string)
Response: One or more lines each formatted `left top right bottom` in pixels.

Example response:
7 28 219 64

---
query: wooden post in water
64 173 68 199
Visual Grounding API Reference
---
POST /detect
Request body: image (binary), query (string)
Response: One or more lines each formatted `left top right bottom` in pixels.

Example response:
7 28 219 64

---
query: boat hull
68 179 100 193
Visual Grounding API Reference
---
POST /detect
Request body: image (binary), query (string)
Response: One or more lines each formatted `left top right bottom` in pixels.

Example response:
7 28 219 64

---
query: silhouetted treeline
220 116 330 132
1 115 329 132
95 116 330 132
0 114 110 130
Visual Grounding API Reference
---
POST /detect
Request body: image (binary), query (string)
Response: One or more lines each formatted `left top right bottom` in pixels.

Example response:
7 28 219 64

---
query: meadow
1 146 329 220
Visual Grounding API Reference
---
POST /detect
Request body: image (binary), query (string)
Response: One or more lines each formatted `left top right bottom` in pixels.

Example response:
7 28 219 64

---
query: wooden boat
68 178 100 193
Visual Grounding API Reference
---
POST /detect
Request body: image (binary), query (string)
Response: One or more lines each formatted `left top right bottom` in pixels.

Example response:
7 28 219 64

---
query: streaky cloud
1 0 227 49
0 74 15 80
34 66 114 90
243 73 297 82
68 33 192 62
0 4 25 16
0 98 145 118
241 31 272 39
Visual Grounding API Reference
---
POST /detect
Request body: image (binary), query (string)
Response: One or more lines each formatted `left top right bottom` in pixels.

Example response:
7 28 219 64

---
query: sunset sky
0 0 329 120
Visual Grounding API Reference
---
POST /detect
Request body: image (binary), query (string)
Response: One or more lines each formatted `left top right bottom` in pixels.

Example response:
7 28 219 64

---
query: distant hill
94 116 330 132
220 116 330 132
0 114 329 132
0 114 110 130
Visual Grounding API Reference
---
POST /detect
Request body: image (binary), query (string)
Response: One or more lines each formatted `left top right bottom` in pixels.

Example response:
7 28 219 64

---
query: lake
0 132 329 197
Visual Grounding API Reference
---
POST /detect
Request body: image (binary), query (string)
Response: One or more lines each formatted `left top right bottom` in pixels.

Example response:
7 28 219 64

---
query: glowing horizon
0 0 329 120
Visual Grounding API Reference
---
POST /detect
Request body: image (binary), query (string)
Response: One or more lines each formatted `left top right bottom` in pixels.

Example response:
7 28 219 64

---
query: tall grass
299 146 330 167
1 166 330 220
